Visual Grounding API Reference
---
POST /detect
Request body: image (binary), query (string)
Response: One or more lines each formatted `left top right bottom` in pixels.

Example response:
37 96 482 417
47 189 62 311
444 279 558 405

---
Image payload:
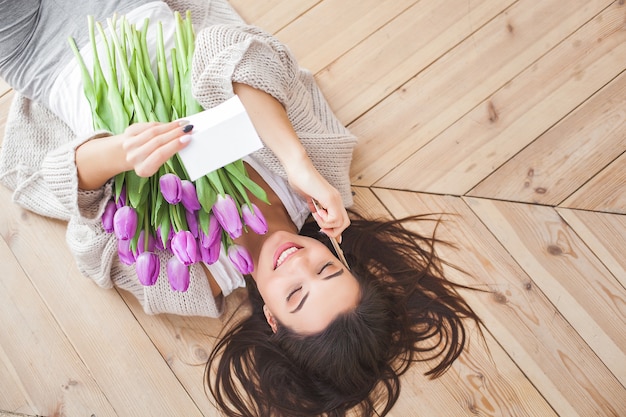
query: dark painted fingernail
182 124 194 133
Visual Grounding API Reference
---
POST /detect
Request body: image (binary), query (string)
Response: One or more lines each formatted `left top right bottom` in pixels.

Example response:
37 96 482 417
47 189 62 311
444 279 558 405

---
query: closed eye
318 261 333 274
287 286 302 301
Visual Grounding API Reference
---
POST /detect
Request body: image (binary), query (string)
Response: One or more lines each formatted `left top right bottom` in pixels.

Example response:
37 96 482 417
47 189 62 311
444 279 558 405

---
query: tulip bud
167 257 190 292
156 225 172 251
116 187 127 208
242 203 268 235
181 180 202 211
113 206 138 240
159 173 183 204
171 230 198 266
199 237 221 265
228 244 254 275
185 209 199 238
200 214 221 249
135 252 160 286
102 200 117 233
213 194 242 239
117 238 136 265
136 230 157 256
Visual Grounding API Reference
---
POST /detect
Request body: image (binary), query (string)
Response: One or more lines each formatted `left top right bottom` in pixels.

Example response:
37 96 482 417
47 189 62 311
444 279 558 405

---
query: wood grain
373 188 626 417
557 208 626 289
0 232 116 417
360 0 617 190
561 151 626 214
275 0 418 74
229 0 319 34
469 70 626 206
465 197 626 386
0 186 205 416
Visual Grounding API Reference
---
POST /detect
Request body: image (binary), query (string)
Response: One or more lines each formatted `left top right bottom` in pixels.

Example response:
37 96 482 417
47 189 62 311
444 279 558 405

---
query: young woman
0 0 481 415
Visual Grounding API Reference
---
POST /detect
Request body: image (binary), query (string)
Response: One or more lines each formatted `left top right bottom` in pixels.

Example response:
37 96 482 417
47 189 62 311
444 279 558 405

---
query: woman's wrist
76 133 127 190
279 145 310 177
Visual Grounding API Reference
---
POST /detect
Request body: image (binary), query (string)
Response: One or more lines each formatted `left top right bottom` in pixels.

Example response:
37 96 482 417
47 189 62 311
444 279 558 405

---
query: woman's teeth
276 247 299 267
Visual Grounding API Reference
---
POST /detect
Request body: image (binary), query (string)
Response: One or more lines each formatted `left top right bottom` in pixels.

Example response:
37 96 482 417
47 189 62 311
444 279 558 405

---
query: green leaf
206 170 225 196
224 162 269 204
156 22 172 114
198 208 210 235
196 176 217 213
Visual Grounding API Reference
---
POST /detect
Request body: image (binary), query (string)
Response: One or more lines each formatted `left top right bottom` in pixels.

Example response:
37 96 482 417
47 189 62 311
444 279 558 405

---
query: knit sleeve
191 24 357 207
1 93 223 318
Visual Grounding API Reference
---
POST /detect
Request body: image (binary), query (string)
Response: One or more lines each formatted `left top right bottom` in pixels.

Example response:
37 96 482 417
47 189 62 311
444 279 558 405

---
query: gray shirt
0 0 150 103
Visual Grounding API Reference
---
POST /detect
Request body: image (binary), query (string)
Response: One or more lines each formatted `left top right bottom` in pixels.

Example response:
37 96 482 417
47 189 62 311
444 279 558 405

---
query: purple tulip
135 252 160 286
181 180 202 211
171 230 198 266
116 187 127 208
228 244 254 275
113 206 137 241
159 173 183 204
136 230 157 256
167 257 190 292
156 225 172 251
242 203 268 235
213 194 242 239
199 237 221 265
185 209 199 238
200 214 221 249
117 238 136 265
102 200 117 233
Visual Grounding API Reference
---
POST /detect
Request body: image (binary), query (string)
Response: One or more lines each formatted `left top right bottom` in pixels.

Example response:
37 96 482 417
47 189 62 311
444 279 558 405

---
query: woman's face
254 230 360 335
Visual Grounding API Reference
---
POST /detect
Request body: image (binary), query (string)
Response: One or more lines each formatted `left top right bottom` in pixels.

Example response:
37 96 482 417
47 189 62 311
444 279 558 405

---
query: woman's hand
286 156 350 239
232 82 350 238
76 121 192 190
120 121 192 177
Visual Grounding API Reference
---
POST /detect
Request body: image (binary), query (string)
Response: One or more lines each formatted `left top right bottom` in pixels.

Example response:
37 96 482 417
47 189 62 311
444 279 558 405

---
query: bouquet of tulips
69 12 269 291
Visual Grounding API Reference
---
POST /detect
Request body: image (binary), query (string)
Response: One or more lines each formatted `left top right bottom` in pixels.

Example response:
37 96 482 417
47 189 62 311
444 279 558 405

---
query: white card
177 96 263 181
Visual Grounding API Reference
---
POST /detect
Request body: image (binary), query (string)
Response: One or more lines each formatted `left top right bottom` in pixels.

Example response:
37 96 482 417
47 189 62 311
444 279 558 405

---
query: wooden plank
317 0 516 125
557 208 626 289
388 327 558 417
229 0 319 33
0 346 40 417
274 0 418 74
0 78 9 97
376 1 626 195
0 186 205 417
349 189 555 416
350 0 614 188
118 294 226 417
351 185 391 219
465 197 626 386
373 188 626 416
468 69 626 206
561 151 626 214
0 235 117 416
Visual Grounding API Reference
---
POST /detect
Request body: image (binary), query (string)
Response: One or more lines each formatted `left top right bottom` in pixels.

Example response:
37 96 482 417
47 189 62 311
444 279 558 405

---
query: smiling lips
274 243 302 269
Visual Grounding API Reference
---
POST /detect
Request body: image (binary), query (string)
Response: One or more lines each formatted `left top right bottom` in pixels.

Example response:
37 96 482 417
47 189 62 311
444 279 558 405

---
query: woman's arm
75 121 192 190
233 82 349 238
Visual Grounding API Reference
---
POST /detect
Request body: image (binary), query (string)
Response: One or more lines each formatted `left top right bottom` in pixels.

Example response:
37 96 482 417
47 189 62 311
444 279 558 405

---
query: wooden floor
1 0 625 416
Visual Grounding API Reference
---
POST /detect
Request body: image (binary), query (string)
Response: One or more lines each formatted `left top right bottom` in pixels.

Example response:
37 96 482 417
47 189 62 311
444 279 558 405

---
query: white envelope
177 96 263 181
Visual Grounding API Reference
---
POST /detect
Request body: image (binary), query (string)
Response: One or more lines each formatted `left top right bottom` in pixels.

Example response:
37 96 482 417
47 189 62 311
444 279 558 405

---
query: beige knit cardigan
0 0 356 317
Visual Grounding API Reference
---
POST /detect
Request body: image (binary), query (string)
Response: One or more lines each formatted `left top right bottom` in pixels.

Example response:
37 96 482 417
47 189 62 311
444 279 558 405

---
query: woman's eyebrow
323 268 344 280
290 269 345 313
290 293 309 313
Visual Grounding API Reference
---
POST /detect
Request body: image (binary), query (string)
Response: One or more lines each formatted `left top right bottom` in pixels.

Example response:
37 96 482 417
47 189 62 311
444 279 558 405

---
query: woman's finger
124 122 193 175
134 133 192 177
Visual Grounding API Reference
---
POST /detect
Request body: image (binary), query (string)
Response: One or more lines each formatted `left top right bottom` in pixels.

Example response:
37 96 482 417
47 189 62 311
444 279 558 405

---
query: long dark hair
205 210 482 416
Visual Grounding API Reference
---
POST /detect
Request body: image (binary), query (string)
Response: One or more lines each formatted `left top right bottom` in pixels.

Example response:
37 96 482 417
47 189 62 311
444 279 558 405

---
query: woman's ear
263 304 278 333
